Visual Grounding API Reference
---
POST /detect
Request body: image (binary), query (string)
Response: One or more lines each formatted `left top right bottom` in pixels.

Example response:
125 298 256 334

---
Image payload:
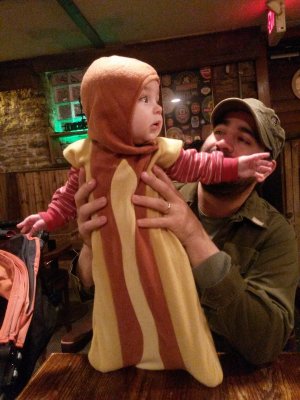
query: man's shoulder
246 192 296 239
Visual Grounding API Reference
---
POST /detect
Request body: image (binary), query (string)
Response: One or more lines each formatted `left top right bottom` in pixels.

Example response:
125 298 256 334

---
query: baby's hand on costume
238 152 273 182
17 214 47 237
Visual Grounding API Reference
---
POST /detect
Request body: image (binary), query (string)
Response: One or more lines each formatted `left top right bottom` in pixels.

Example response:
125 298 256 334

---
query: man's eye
238 137 251 145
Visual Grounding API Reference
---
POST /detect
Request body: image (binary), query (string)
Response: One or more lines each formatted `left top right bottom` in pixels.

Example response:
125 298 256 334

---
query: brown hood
80 55 160 155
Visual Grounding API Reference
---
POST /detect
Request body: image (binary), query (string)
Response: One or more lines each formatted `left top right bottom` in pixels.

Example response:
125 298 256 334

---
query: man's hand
132 165 219 267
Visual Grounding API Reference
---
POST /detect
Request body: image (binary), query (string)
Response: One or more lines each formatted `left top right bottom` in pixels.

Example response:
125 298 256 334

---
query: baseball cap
211 98 285 159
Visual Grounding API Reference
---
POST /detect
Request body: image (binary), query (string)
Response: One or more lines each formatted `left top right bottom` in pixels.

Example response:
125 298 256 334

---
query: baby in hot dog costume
64 55 267 386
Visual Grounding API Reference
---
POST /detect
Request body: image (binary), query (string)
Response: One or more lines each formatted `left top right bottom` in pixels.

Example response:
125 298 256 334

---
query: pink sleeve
166 149 238 184
39 167 79 231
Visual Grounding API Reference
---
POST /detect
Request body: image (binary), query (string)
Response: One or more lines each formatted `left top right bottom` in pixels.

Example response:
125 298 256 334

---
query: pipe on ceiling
56 0 105 48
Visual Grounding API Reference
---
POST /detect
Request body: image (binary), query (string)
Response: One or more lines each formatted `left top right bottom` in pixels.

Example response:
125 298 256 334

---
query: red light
268 10 275 34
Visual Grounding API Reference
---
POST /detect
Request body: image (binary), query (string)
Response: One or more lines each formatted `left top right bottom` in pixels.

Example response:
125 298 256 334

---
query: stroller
0 232 56 399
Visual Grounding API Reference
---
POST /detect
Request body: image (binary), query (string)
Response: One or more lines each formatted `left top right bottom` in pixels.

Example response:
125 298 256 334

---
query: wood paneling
0 173 20 221
282 140 300 262
16 169 69 218
269 58 300 140
212 61 258 105
0 168 69 221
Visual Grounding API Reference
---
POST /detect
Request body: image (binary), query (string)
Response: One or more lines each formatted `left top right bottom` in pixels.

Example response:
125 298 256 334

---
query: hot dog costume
64 56 223 386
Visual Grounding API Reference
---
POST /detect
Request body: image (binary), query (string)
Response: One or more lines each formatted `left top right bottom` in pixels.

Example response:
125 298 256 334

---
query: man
75 98 299 365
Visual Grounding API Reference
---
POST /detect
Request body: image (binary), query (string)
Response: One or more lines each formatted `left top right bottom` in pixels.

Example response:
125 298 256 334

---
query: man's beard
202 177 256 197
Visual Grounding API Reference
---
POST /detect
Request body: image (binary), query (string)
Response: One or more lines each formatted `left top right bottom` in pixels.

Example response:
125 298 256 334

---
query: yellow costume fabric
64 56 223 387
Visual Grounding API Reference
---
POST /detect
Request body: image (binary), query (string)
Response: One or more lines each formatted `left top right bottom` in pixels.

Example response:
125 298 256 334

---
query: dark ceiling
1 0 300 63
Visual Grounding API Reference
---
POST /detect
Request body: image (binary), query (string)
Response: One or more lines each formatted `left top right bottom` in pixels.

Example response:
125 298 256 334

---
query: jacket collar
179 183 269 229
232 190 268 229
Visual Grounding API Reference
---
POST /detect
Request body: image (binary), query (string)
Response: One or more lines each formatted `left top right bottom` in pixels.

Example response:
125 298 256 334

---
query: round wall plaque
292 69 300 99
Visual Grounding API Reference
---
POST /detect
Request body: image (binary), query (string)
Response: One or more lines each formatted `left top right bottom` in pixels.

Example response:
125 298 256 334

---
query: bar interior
0 1 300 398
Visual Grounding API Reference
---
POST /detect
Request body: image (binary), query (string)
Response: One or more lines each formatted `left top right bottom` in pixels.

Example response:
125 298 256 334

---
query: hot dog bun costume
64 56 223 387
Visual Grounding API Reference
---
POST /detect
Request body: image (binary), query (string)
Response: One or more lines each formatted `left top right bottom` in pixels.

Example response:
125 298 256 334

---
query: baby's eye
91 139 101 147
140 96 148 103
214 130 224 136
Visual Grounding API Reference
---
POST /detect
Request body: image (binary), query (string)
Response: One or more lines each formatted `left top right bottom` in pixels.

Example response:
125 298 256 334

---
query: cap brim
211 98 255 128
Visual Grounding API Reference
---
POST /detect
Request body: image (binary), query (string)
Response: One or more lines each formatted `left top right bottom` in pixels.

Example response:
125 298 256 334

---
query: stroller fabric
0 234 56 399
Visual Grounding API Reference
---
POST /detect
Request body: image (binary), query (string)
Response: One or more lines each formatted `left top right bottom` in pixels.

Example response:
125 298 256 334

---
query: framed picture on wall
68 69 85 83
57 104 72 120
46 67 87 133
54 87 70 103
161 67 214 145
69 84 81 101
51 72 68 86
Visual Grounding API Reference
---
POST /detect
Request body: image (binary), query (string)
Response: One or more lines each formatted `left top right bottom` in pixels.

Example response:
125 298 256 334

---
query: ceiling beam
56 0 105 48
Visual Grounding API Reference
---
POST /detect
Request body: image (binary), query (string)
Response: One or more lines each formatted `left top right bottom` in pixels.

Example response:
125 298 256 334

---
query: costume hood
80 55 160 155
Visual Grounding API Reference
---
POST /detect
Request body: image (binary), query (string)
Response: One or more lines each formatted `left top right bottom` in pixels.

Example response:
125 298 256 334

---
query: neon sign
267 10 275 34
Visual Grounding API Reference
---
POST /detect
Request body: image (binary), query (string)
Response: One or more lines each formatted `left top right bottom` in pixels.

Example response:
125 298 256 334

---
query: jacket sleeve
192 215 299 365
166 149 238 184
39 167 79 231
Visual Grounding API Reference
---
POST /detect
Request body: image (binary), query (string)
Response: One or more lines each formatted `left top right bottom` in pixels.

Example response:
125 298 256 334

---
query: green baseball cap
211 98 285 159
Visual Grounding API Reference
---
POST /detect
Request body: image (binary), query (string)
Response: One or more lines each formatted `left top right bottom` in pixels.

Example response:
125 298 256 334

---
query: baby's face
131 80 163 145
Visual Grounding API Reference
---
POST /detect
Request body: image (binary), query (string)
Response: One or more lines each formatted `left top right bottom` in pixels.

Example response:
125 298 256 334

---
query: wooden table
18 352 300 399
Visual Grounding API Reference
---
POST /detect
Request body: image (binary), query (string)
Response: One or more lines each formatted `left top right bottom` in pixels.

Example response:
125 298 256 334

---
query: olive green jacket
180 183 299 365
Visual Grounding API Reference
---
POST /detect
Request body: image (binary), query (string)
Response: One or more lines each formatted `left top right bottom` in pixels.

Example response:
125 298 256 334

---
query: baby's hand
238 152 273 182
17 214 47 237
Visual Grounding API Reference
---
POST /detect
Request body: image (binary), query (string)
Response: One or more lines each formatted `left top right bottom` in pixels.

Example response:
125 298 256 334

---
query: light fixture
266 0 286 47
270 52 300 60
267 0 282 14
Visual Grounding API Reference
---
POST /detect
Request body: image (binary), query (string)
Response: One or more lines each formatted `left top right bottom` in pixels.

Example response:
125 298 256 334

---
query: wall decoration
54 87 70 103
292 69 300 100
51 72 68 86
161 67 214 145
57 104 72 120
46 68 87 133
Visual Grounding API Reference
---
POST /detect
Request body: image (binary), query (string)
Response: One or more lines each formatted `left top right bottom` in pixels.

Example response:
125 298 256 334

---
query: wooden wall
0 168 68 221
282 140 300 263
269 57 300 140
260 53 300 213
268 52 300 257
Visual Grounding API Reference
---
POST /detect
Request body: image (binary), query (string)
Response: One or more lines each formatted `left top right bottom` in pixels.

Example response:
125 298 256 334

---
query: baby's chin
135 138 157 147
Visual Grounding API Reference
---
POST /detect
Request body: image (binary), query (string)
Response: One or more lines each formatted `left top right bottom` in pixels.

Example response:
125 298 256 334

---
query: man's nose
215 138 234 155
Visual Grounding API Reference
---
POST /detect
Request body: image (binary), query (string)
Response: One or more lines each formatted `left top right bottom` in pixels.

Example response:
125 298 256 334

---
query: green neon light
58 134 88 144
